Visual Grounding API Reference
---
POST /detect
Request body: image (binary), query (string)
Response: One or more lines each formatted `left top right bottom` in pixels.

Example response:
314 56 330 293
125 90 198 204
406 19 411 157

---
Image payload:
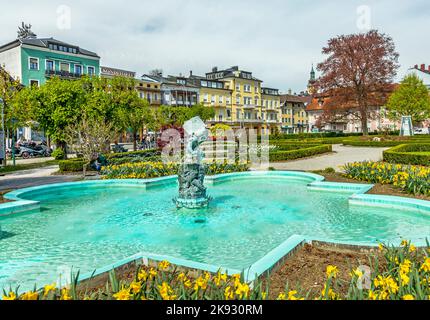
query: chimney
189 70 192 77
421 64 426 71
428 65 430 72
288 88 292 95
414 64 419 69
212 66 218 72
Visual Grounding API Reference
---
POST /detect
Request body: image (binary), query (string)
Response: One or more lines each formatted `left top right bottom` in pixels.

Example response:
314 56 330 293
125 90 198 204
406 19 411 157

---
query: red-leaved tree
316 30 400 135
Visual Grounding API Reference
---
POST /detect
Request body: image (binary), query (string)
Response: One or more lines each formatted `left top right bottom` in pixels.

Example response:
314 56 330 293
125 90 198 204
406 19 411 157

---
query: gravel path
271 144 388 172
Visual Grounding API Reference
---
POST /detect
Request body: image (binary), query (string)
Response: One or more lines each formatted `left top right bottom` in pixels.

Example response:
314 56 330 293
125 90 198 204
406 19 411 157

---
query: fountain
174 116 211 209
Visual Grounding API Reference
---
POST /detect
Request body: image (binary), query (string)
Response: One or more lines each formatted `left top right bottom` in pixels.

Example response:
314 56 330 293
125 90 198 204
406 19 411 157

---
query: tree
13 77 86 155
116 97 155 151
0 66 22 165
316 30 399 135
64 114 114 175
386 74 430 125
158 104 215 126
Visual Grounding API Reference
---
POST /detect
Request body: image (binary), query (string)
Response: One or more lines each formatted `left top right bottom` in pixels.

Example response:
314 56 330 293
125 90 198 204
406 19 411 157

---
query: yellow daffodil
350 268 364 279
420 258 430 272
138 269 148 281
276 292 286 300
224 286 234 300
287 290 304 300
158 260 170 271
2 292 16 300
60 288 72 300
113 287 131 300
20 291 38 300
326 265 338 278
43 283 56 297
130 281 142 294
402 294 415 300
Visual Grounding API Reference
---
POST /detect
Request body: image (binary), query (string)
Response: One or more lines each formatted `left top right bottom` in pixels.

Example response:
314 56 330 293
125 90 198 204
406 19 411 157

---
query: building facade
0 37 100 87
280 94 311 133
203 66 281 134
0 28 100 141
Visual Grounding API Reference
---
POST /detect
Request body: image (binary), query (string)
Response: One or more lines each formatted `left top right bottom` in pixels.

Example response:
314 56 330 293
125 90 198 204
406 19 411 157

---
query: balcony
266 119 280 124
242 104 258 109
45 70 83 79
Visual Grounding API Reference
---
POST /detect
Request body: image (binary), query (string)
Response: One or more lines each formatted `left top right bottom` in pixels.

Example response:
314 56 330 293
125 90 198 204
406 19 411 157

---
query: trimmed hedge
342 140 407 147
268 131 399 141
269 144 332 162
383 144 430 166
58 158 88 172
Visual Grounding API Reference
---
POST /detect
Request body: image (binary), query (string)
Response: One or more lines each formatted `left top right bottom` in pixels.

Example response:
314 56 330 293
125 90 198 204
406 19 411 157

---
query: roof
0 37 99 58
280 94 311 104
205 66 263 82
305 83 398 112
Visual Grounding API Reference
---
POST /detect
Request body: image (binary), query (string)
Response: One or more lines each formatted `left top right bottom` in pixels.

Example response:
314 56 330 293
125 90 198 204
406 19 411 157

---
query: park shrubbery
343 161 430 195
100 161 249 179
267 131 399 141
58 158 89 172
269 144 332 162
383 144 430 166
3 241 429 300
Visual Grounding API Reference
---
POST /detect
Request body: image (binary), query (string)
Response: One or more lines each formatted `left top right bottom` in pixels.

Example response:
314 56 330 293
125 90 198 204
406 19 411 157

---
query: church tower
307 64 316 95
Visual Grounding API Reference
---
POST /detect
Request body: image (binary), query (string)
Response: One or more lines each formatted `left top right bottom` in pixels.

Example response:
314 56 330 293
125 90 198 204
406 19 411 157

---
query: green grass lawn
0 160 58 175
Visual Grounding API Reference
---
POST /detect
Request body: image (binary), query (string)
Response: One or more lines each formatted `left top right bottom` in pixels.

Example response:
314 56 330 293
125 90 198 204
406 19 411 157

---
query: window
87 66 95 76
227 109 231 117
60 62 70 72
254 86 258 93
236 84 241 91
236 96 241 105
211 95 215 103
29 57 39 70
203 94 208 102
46 60 54 71
147 93 151 102
29 79 39 87
74 65 83 75
226 97 231 104
154 93 158 101
201 81 207 87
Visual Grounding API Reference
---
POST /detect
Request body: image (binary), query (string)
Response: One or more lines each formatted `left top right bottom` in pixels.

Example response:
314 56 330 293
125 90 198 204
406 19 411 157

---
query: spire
310 64 315 82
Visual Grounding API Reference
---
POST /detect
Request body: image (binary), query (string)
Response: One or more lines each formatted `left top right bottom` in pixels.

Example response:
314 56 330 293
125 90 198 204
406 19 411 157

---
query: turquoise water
1 177 430 291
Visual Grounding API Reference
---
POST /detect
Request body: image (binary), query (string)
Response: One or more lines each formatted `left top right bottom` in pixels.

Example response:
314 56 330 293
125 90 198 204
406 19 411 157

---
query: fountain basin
1 171 430 291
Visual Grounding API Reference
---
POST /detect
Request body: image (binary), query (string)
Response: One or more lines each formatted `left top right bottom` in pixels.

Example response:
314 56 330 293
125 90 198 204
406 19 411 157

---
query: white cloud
0 0 428 92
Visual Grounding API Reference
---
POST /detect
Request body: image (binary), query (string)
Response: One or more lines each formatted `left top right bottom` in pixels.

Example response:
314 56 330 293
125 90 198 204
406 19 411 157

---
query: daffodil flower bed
3 241 429 300
343 161 430 196
100 161 249 179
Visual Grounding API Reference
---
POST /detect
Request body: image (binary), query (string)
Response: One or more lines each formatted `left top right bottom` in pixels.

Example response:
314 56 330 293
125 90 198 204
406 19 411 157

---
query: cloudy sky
1 0 428 92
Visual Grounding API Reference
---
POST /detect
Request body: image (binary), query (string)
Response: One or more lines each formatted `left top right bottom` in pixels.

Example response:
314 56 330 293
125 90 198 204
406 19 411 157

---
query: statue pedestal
174 163 210 209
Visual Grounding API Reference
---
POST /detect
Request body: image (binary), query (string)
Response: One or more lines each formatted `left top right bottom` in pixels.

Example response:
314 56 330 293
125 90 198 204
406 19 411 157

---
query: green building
0 32 100 87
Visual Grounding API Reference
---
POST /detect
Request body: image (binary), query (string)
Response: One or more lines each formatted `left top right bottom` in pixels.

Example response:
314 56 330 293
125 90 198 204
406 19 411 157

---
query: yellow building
135 75 162 106
280 94 311 133
188 74 233 123
261 87 282 134
202 66 281 135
